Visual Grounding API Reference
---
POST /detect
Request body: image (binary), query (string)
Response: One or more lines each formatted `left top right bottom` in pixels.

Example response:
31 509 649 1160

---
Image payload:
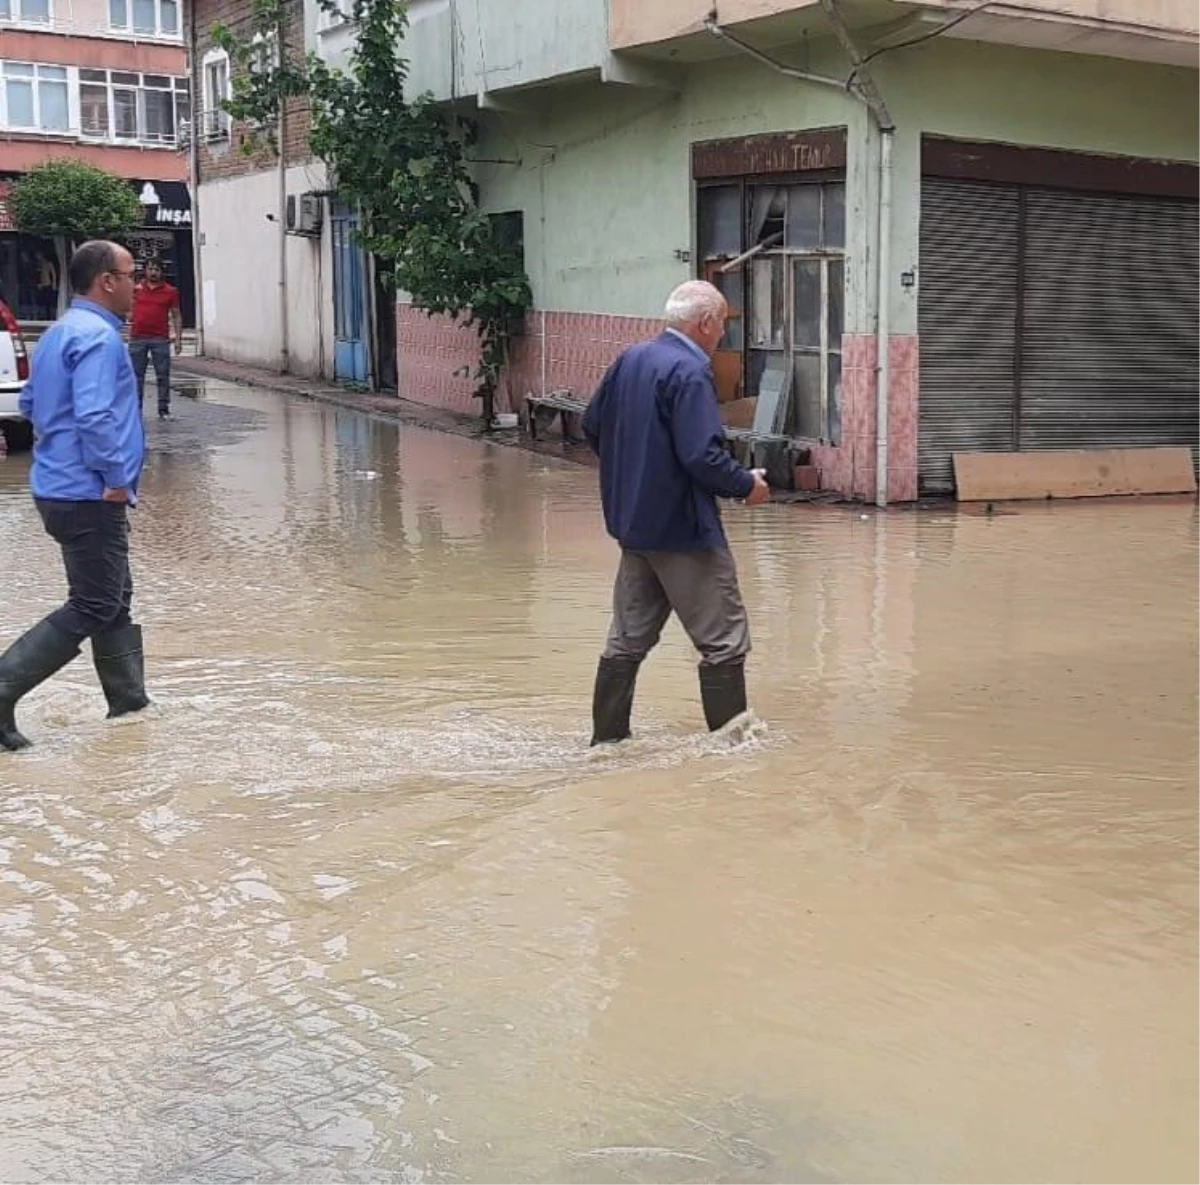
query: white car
0 294 32 451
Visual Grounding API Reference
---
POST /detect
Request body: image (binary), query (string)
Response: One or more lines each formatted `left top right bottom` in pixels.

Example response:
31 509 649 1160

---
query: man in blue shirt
582 280 770 744
0 240 150 751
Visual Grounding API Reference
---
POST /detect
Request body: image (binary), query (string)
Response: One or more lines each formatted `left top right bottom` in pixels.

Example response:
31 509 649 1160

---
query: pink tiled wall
801 333 919 503
507 310 666 409
396 302 921 503
396 304 481 416
396 303 664 417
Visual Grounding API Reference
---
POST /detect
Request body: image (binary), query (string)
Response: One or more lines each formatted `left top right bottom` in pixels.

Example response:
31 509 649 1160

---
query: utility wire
860 0 996 65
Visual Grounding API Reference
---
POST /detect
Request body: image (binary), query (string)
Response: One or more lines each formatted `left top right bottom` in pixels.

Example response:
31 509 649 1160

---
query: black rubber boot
698 659 748 732
92 624 151 719
0 619 81 751
590 656 640 746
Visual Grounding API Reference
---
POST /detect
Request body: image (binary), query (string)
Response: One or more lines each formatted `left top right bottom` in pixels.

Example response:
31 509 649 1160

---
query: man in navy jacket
582 280 770 744
0 241 150 751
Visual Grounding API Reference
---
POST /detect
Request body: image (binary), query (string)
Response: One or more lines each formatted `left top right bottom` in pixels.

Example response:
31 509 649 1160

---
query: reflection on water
0 384 1196 1183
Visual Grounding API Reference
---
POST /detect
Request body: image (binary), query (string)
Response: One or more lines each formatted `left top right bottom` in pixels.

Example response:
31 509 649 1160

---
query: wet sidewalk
176 355 595 466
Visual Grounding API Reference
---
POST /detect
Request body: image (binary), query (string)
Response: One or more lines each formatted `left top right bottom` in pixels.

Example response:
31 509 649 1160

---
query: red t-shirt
130 281 180 340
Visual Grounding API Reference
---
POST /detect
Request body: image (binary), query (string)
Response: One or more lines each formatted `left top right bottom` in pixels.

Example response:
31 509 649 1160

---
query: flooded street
0 381 1196 1184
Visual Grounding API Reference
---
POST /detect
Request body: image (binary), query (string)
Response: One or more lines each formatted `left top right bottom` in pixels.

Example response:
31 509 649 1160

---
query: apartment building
382 0 1198 502
0 0 194 322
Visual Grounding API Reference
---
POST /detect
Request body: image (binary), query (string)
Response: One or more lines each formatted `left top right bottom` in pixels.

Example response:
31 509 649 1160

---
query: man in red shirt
128 257 182 420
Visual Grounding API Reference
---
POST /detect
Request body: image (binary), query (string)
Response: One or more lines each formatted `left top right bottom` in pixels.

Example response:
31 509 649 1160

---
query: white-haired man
582 280 770 744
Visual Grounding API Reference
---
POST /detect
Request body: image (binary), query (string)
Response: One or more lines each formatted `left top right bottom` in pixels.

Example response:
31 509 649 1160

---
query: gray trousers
603 547 751 667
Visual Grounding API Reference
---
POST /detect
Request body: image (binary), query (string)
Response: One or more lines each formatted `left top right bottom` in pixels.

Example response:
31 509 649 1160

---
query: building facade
385 0 1198 502
190 0 332 378
0 0 194 322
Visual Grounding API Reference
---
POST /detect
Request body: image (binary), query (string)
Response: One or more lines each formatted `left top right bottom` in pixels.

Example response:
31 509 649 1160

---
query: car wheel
1 420 33 452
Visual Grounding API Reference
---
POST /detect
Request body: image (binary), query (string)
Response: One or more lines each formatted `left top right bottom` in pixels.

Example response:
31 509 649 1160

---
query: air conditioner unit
201 109 229 142
285 192 324 237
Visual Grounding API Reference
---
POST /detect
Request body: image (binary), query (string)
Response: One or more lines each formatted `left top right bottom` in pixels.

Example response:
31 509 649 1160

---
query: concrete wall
918 0 1197 35
609 0 1198 48
197 162 334 377
397 0 607 102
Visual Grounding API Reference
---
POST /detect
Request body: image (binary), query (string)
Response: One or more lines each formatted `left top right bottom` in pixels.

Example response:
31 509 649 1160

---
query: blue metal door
331 202 369 384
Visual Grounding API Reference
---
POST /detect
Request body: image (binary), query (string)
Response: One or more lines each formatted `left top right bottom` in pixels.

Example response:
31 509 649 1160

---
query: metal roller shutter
918 179 1020 494
1020 191 1200 456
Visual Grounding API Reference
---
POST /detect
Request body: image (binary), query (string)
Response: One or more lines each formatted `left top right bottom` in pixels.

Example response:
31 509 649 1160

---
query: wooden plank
711 351 743 402
953 448 1198 502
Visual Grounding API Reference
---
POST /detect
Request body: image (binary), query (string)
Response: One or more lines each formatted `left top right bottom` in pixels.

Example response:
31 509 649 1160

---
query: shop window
109 0 178 37
1 61 68 132
696 179 846 443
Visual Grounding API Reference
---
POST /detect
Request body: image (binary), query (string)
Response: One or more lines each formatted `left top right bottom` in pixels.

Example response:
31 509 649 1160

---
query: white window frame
0 60 71 134
316 0 352 33
0 0 53 27
249 29 280 73
107 0 180 39
201 46 230 141
78 68 187 147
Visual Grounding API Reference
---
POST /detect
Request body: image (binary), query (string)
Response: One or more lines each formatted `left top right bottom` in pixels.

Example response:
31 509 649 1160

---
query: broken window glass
824 182 846 249
827 257 844 349
827 351 842 445
791 352 822 439
750 255 785 350
697 185 741 260
748 186 785 247
786 184 821 250
792 258 821 350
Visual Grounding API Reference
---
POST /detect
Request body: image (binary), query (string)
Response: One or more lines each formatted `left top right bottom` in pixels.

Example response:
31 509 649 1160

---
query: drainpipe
277 9 290 374
188 0 205 354
874 128 893 510
816 0 895 508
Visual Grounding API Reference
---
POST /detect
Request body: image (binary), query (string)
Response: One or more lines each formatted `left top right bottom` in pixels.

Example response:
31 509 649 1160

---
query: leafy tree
11 160 144 313
215 0 532 421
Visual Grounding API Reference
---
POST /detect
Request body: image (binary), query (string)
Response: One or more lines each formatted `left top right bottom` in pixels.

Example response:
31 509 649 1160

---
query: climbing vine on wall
213 0 531 420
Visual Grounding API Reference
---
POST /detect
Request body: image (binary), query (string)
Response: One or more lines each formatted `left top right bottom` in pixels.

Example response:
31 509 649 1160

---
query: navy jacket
582 331 754 552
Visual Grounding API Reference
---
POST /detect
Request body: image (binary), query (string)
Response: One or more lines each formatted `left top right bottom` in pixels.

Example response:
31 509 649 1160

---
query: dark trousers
603 547 751 666
36 499 134 642
130 339 171 413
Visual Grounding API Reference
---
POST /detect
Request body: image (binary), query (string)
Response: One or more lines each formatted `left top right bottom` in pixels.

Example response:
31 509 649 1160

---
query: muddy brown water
0 384 1196 1183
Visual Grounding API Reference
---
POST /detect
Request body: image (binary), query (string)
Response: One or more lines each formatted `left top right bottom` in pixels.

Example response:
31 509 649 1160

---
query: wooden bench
525 389 588 441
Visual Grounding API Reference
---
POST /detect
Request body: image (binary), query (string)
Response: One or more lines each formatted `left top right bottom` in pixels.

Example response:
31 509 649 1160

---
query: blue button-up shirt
20 299 145 503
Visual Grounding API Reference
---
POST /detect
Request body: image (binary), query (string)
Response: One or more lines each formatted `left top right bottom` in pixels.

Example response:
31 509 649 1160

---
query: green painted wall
473 37 1198 333
474 40 866 319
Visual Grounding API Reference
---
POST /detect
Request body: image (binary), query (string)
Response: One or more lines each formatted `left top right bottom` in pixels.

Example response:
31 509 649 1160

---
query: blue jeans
129 339 171 414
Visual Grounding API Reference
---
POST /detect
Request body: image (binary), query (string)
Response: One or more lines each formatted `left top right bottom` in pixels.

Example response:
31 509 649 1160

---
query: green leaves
214 0 531 414
11 160 143 241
